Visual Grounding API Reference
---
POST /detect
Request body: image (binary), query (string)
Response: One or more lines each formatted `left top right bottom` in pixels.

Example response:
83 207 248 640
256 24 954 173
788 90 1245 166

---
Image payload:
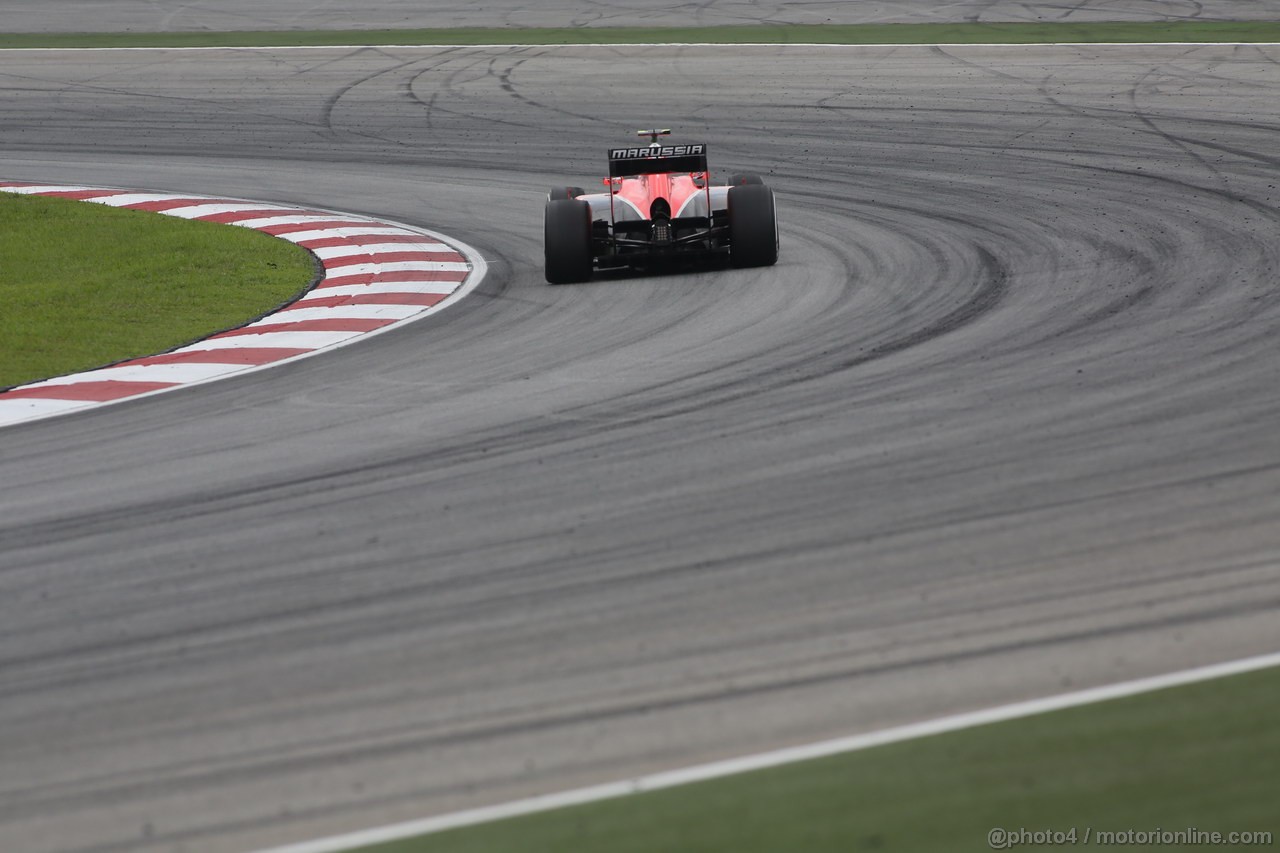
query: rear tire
548 186 586 201
728 184 778 268
545 199 593 284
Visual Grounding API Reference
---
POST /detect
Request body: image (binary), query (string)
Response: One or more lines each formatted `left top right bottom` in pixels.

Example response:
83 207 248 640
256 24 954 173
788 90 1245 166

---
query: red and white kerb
0 182 482 427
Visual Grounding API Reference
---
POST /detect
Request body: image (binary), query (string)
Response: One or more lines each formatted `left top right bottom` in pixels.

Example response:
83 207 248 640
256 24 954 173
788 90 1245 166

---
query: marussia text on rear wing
609 144 708 177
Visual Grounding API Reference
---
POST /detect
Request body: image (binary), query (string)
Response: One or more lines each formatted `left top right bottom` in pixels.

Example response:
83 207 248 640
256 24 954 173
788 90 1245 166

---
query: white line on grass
251 649 1280 853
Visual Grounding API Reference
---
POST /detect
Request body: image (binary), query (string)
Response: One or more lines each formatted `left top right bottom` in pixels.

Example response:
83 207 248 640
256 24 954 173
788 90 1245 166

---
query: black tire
729 173 764 187
547 186 586 201
728 184 779 268
544 198 593 284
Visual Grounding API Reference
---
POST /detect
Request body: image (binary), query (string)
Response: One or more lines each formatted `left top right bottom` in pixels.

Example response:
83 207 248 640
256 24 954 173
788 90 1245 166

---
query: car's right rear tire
548 186 586 201
728 184 779 268
545 198 593 284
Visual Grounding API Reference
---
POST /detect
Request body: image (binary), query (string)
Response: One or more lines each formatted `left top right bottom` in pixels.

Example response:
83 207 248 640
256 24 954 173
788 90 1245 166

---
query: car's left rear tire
545 199 593 284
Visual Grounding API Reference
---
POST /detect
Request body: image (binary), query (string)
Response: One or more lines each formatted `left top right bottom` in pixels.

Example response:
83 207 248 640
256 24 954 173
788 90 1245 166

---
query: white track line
252 650 1280 853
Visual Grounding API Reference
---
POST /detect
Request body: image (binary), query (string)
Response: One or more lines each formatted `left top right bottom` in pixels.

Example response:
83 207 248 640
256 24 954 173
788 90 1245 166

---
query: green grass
2 21 1280 50
0 192 315 388
357 665 1280 852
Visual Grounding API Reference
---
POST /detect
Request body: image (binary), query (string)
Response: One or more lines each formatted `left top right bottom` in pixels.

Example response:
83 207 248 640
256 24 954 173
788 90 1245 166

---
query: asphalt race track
2 14 1280 853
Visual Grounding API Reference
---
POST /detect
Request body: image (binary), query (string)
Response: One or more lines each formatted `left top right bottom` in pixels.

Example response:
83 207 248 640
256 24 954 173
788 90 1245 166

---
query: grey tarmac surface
2 0 1280 31
1 40 1280 853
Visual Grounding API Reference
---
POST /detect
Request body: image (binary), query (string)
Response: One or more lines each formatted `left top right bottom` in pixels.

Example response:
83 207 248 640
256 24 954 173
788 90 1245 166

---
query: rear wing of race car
609 144 709 177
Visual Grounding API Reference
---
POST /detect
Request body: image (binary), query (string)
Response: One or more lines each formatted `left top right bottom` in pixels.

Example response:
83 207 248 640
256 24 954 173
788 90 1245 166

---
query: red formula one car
544 129 779 283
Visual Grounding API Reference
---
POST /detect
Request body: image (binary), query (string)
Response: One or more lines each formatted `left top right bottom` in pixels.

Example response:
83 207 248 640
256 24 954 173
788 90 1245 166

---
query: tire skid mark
318 49 426 146
549 229 1010 432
